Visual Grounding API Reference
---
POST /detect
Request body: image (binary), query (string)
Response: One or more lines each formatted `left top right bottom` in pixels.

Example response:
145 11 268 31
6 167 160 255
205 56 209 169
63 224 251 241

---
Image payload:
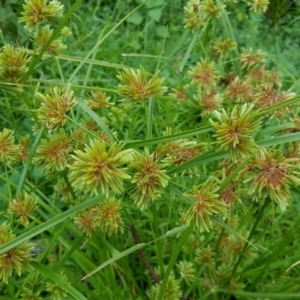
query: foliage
1 0 300 299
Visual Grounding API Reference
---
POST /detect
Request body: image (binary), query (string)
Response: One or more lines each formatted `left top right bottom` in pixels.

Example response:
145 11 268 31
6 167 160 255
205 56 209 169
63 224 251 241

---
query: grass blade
0 195 105 255
32 261 88 300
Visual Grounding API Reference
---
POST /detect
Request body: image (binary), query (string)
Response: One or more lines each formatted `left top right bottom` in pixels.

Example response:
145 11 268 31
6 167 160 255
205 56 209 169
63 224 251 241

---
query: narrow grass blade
25 50 130 69
216 0 241 76
32 261 88 300
213 217 258 250
258 95 300 116
256 123 295 137
16 126 45 195
23 0 82 83
0 195 105 255
67 1 146 85
217 289 300 299
258 131 300 147
78 101 117 142
125 126 214 148
179 28 200 72
217 158 250 193
82 243 146 280
167 149 227 175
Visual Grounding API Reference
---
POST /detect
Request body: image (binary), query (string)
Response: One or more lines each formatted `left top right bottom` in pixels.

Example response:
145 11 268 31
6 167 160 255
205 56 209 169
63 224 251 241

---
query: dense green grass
1 0 300 299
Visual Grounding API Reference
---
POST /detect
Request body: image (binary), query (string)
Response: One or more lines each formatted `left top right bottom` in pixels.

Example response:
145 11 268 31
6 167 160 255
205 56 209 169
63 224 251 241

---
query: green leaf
144 0 164 8
156 25 170 38
148 8 162 22
213 217 258 250
82 243 146 280
32 261 88 300
124 126 213 148
217 289 300 299
0 195 105 255
78 102 117 142
127 11 144 25
17 126 45 195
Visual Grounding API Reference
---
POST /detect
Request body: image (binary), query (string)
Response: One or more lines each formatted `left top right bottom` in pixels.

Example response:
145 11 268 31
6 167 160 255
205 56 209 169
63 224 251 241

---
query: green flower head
69 140 132 196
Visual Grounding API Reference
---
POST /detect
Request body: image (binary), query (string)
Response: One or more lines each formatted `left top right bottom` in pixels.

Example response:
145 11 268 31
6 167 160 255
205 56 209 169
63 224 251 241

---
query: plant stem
157 223 194 300
151 202 164 277
230 199 268 277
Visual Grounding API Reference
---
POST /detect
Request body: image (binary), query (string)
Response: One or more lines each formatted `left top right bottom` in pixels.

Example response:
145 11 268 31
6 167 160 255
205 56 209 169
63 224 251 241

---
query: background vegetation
1 0 300 299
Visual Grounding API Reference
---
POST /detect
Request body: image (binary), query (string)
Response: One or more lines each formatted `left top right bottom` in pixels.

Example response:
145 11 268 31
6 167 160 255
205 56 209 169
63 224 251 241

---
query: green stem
146 98 154 150
22 0 82 84
60 170 77 201
157 223 194 300
151 203 164 277
230 199 268 277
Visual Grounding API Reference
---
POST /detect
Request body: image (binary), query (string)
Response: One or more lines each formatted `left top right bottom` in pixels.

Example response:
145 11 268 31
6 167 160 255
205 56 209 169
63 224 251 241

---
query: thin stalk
157 223 194 300
230 199 268 277
151 203 164 277
22 0 82 83
60 170 76 201
146 98 154 151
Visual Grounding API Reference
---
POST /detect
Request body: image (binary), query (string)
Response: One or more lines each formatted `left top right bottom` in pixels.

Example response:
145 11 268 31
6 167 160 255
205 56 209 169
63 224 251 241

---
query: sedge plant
1 0 300 299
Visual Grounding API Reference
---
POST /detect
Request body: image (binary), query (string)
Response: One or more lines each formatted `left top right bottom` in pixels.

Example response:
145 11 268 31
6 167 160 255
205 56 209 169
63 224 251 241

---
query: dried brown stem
130 225 161 283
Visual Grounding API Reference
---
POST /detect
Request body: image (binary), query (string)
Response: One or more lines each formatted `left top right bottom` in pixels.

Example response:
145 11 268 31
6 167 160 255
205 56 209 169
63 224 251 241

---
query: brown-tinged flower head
202 0 221 20
196 89 222 115
35 84 76 130
210 104 261 162
85 119 98 131
93 198 124 235
19 0 64 30
69 140 132 196
34 129 71 172
183 2 203 31
254 83 295 117
189 60 218 91
46 271 68 300
130 150 169 210
184 179 228 232
116 66 167 104
229 279 246 291
0 44 31 82
215 264 231 282
18 135 31 163
245 148 300 210
188 0 201 10
146 272 182 300
225 76 253 103
0 223 34 283
211 38 237 59
33 25 67 55
240 48 266 70
156 128 207 175
0 128 19 165
176 261 195 285
246 66 267 85
195 245 215 266
214 161 244 210
20 287 42 300
169 85 189 103
226 228 256 258
218 183 241 210
249 0 270 13
70 128 88 151
85 90 111 110
74 208 95 236
8 193 38 226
